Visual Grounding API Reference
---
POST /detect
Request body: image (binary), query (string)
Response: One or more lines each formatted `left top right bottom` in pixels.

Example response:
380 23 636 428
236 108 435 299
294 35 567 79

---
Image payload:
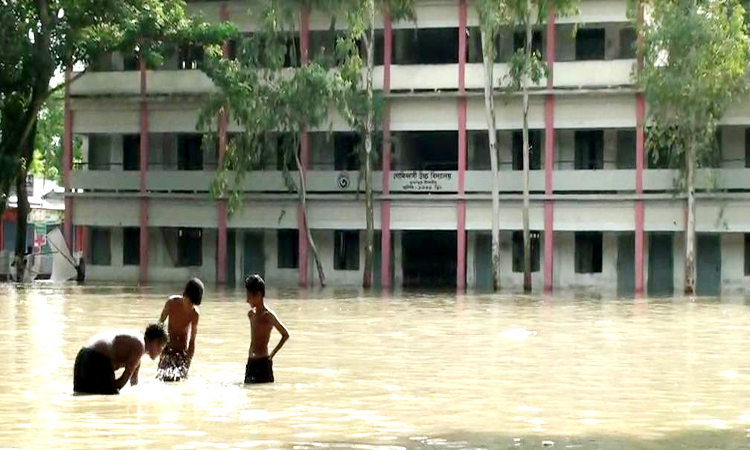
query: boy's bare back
248 307 281 359
161 295 199 352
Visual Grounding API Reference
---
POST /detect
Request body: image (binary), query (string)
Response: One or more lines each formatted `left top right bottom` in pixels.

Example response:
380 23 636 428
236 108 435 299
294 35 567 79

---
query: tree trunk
294 148 326 287
362 2 375 289
684 140 697 295
522 0 533 293
14 121 36 282
481 28 501 291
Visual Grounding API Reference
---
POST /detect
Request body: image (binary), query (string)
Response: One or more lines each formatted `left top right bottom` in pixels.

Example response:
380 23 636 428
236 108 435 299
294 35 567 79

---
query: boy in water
73 323 167 395
244 274 290 383
157 277 203 381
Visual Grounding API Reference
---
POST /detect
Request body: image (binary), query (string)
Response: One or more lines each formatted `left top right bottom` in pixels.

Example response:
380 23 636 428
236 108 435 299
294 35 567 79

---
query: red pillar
381 12 393 288
63 67 74 249
456 0 468 291
543 6 556 292
298 8 311 287
635 2 645 295
217 2 230 285
139 58 150 283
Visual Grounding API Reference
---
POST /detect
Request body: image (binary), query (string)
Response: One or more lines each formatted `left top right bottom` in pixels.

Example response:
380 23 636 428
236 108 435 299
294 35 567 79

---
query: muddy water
1 284 750 449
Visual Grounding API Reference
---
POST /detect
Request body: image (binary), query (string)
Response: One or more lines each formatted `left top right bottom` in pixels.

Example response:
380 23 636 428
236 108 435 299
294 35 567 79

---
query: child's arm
187 309 200 363
130 362 141 386
269 312 290 360
158 299 170 324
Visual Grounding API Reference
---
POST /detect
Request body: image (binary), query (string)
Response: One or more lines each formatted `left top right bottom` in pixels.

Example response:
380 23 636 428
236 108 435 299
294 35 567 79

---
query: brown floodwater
1 283 750 450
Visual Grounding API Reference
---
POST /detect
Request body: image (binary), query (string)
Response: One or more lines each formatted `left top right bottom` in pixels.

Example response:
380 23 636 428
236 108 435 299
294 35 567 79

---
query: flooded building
64 0 750 295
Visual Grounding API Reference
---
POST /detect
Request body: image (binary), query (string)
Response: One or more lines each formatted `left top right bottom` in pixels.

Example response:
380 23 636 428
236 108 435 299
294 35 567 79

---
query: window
575 130 604 170
178 45 204 70
393 28 458 65
123 135 140 171
275 134 298 171
575 232 603 274
746 128 750 168
512 231 541 273
467 27 502 63
512 130 542 170
334 230 360 271
745 234 750 276
513 30 543 55
575 28 605 61
88 136 111 170
123 52 139 71
619 27 637 59
90 228 112 266
123 228 140 266
177 228 202 267
334 133 361 171
277 229 299 269
615 130 636 169
177 134 204 170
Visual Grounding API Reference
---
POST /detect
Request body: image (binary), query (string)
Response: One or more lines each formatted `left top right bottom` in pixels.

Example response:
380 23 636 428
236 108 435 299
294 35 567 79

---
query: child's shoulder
167 294 182 303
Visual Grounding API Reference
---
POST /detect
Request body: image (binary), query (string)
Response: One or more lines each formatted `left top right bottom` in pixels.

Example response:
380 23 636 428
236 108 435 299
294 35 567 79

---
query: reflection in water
1 284 750 449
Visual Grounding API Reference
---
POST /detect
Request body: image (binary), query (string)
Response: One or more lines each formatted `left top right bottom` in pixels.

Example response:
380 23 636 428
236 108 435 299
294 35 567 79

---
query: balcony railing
69 168 750 195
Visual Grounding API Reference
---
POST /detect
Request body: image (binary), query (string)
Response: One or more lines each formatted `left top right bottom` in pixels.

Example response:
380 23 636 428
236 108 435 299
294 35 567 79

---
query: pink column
381 12 393 288
139 58 150 283
63 67 74 248
216 3 229 284
456 0 467 290
635 2 645 295
298 8 311 287
543 6 556 292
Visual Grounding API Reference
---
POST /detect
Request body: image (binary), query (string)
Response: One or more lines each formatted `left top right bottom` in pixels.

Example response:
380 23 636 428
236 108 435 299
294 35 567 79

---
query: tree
0 0 232 281
476 0 577 292
336 0 415 288
200 2 356 287
638 0 749 294
29 92 82 183
475 0 505 291
505 0 578 293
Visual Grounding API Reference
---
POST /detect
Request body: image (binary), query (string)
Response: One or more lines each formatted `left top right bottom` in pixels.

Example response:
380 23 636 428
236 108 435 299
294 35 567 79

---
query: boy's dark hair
183 277 204 305
245 274 265 297
144 323 168 344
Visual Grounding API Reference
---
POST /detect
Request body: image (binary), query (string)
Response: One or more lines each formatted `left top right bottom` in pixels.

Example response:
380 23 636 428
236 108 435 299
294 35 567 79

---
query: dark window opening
619 27 637 59
88 136 111 171
575 231 603 274
334 230 359 271
90 228 111 266
746 128 750 168
177 228 202 267
177 134 204 170
467 27 502 63
615 129 636 169
512 231 541 273
178 45 204 70
123 227 140 266
701 130 722 168
334 133 361 170
575 130 604 170
513 30 543 55
393 28 458 65
396 131 458 171
745 234 750 276
469 131 492 170
275 134 298 171
123 52 140 71
277 229 299 269
576 28 606 61
123 135 140 171
512 130 542 170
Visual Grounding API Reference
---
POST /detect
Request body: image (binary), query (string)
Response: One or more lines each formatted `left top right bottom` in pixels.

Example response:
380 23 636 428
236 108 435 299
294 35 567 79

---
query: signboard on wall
390 171 457 192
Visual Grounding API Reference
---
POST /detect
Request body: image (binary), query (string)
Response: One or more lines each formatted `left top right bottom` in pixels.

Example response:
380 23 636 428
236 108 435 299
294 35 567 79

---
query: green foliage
638 0 750 186
28 92 82 183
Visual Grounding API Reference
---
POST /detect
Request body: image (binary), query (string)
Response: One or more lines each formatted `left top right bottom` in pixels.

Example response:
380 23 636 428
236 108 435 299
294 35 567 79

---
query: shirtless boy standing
157 278 203 381
73 324 167 394
244 274 289 384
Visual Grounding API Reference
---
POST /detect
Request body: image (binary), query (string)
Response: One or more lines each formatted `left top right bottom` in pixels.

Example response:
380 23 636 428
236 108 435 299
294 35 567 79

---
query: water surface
1 284 750 449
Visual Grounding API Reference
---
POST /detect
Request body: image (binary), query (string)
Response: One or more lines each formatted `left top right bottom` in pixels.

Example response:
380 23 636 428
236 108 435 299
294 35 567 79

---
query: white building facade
63 0 750 296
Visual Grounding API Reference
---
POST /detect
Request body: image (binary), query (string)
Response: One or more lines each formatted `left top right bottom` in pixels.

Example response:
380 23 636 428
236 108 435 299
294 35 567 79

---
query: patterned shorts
156 346 190 382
